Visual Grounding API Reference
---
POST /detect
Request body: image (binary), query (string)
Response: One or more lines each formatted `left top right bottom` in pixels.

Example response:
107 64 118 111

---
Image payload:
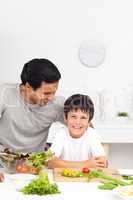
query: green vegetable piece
88 170 129 189
26 150 54 169
122 176 133 181
21 171 60 195
98 182 118 190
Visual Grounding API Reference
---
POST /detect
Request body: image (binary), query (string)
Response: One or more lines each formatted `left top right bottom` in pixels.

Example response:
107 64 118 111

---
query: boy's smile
65 109 90 138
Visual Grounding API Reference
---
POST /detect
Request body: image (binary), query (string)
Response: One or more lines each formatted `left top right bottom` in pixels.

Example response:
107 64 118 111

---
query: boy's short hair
64 94 94 121
21 58 61 90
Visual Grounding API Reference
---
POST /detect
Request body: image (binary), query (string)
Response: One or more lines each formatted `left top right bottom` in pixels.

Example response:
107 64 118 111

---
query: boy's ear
63 114 67 123
89 121 94 128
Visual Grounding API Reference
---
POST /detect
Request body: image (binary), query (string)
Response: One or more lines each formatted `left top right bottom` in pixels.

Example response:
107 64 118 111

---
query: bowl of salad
0 149 54 174
0 149 29 173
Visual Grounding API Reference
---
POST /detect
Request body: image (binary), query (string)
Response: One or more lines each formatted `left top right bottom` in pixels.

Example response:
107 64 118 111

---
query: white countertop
0 168 119 200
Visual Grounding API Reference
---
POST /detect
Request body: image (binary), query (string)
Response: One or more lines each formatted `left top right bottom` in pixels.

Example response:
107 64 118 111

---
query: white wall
109 144 133 169
0 0 133 168
0 0 133 90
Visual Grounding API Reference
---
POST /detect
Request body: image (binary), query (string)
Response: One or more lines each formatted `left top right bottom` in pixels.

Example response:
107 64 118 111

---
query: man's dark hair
64 94 94 121
21 58 61 90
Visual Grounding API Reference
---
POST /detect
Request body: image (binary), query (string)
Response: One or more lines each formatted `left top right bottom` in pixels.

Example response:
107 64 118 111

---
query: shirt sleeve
88 128 106 157
54 96 65 124
49 126 64 158
47 122 65 143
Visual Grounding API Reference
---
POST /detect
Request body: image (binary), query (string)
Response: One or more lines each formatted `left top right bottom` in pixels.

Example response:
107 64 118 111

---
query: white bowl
113 185 133 200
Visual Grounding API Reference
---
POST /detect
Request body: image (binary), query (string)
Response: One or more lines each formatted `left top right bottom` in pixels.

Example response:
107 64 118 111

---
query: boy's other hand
95 156 108 168
87 156 107 168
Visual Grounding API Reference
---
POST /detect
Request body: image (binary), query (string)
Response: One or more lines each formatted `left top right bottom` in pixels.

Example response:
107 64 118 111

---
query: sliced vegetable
82 167 90 173
26 149 54 169
30 167 40 174
123 176 133 181
0 173 4 182
61 168 84 177
21 171 60 195
88 170 130 190
16 165 30 173
98 182 118 190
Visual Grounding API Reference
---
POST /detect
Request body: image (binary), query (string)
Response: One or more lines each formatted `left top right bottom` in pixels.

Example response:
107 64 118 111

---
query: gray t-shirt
0 83 64 152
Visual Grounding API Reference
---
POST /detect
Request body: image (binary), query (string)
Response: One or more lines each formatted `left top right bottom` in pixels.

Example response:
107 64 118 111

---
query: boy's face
65 109 90 138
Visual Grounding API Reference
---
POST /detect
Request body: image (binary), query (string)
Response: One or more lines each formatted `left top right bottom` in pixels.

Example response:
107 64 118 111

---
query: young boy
47 94 107 168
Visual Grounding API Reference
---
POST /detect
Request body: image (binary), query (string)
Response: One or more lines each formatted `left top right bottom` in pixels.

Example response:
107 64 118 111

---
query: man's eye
44 93 52 95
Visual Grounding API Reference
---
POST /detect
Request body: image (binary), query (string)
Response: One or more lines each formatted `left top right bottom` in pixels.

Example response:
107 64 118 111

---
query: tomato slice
0 173 4 182
82 167 90 173
16 164 39 174
16 165 30 173
30 167 39 174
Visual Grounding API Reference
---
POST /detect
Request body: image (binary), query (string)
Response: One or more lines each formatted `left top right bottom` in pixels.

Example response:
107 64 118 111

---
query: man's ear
25 83 34 92
25 82 31 89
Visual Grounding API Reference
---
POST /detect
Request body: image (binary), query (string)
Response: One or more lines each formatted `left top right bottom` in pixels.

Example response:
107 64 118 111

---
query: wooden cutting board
53 168 121 182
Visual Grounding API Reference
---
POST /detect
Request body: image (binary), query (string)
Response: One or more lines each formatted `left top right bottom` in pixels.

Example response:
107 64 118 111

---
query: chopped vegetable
61 168 84 177
87 170 131 190
88 170 127 185
30 167 40 174
82 167 90 173
21 171 60 195
123 176 133 181
0 173 4 182
16 164 40 174
16 165 30 173
98 182 118 190
26 149 54 169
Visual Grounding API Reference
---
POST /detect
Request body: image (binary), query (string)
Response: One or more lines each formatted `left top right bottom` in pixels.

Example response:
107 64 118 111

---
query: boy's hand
87 157 101 168
87 156 107 168
95 156 108 168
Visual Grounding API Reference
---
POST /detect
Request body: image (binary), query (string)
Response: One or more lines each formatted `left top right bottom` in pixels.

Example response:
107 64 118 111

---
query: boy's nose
75 118 81 124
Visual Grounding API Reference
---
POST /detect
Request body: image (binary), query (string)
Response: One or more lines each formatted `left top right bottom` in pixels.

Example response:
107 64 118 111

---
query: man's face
25 81 59 106
65 109 90 138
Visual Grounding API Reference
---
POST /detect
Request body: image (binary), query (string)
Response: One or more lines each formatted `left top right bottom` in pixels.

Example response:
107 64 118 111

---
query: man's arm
0 143 5 152
47 156 107 169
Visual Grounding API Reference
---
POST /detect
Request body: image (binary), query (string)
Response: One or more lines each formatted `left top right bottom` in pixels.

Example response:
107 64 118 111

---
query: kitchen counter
0 168 121 200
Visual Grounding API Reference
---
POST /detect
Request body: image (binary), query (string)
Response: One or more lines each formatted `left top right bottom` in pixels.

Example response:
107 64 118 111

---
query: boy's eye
71 115 76 118
81 116 88 120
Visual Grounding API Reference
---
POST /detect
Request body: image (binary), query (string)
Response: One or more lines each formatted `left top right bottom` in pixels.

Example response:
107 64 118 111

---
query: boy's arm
47 156 107 169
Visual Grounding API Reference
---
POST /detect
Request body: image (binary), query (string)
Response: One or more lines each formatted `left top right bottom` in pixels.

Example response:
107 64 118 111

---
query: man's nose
46 94 54 101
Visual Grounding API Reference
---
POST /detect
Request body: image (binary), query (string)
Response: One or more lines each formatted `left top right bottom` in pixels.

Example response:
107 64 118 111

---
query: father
0 58 64 152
